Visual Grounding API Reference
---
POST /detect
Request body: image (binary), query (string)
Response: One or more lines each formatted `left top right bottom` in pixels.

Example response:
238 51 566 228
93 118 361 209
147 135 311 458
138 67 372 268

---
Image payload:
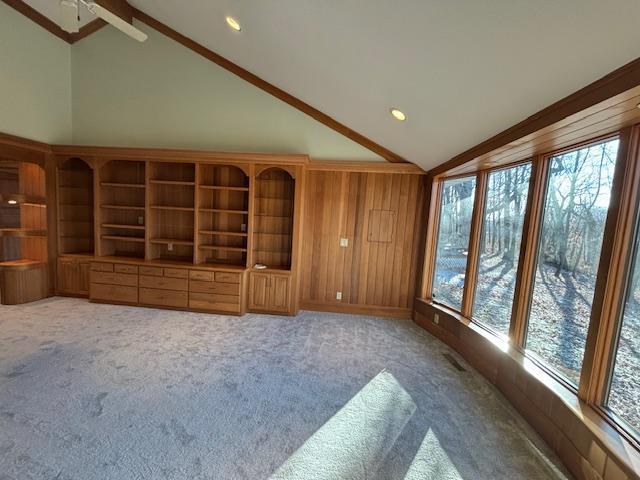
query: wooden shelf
150 180 195 186
150 205 194 212
102 223 145 230
0 228 47 238
0 193 46 205
150 238 194 246
199 245 247 252
200 185 249 192
102 204 145 211
199 208 248 214
255 214 291 218
101 235 145 243
101 182 145 189
199 230 247 237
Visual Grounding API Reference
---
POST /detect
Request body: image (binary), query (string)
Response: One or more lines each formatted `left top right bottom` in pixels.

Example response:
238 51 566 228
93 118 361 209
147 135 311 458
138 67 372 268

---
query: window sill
414 297 640 479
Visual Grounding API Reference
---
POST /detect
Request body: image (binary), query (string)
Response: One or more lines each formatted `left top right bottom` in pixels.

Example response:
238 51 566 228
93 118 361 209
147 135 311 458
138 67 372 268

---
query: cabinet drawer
139 275 188 291
189 280 240 295
91 271 138 287
114 264 138 274
215 272 241 284
140 266 162 276
189 292 240 313
91 262 113 272
140 288 188 308
163 268 188 279
91 283 138 304
189 270 214 282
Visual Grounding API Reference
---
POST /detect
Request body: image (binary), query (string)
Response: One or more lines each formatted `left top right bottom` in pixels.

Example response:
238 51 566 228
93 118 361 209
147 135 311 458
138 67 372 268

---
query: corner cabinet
248 271 291 313
57 256 91 297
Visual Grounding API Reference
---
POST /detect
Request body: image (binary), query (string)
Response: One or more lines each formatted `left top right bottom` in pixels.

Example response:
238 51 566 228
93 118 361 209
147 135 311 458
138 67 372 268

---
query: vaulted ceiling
19 0 640 170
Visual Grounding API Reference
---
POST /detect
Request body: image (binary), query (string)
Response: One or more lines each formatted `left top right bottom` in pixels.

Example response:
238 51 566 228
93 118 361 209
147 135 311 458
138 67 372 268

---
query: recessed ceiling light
226 16 241 32
390 108 406 121
7 199 18 205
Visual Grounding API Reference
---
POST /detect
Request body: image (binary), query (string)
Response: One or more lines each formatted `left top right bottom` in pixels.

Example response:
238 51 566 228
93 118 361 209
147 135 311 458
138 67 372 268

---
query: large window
432 176 476 309
473 163 531 335
526 139 619 385
607 214 640 434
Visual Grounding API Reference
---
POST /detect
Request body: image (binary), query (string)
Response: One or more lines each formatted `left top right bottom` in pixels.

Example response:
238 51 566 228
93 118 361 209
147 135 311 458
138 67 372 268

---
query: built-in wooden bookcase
0 161 47 263
0 161 49 304
99 160 146 258
252 167 295 270
57 158 94 255
196 164 249 267
148 162 195 262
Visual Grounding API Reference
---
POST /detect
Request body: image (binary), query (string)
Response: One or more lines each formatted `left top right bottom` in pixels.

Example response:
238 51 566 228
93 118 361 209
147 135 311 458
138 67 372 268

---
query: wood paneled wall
300 170 425 317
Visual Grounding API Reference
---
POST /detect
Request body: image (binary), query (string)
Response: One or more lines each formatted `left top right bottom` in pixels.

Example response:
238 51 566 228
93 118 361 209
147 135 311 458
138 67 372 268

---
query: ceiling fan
59 0 147 42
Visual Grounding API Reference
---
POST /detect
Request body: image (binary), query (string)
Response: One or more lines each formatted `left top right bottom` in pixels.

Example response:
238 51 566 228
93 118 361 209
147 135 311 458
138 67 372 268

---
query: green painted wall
0 2 72 143
71 21 381 160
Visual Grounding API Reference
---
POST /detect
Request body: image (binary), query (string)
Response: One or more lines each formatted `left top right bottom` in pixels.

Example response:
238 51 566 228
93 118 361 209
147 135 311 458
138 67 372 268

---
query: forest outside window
432 176 476 309
526 138 619 385
607 209 640 435
473 163 531 335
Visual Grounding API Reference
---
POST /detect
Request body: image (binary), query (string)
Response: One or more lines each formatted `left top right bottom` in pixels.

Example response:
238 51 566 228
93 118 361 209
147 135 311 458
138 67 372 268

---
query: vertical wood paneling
301 170 425 314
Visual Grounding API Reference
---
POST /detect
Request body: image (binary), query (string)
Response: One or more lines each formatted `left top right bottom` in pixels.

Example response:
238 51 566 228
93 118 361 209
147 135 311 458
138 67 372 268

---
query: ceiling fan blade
84 2 147 42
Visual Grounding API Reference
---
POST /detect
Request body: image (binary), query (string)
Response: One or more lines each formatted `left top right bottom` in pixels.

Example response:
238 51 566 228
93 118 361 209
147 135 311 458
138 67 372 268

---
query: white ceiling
23 1 640 170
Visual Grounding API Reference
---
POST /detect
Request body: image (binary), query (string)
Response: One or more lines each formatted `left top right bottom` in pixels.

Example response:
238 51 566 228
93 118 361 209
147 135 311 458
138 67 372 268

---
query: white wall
0 2 72 143
71 21 381 161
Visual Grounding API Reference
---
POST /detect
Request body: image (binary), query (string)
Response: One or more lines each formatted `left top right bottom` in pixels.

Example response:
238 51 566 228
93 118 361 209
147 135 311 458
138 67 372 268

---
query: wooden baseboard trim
300 300 412 319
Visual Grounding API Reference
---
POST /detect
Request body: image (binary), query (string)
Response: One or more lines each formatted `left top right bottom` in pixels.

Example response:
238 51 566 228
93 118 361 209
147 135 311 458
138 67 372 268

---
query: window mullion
509 155 548 347
421 178 442 300
461 172 487 318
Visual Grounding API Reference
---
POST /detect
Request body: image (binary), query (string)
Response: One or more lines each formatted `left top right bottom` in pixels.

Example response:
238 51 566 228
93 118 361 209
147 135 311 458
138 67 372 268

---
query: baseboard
300 300 412 319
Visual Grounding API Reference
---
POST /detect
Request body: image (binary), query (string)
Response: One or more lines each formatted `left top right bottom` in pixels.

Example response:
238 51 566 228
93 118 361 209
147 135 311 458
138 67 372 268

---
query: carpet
0 297 569 479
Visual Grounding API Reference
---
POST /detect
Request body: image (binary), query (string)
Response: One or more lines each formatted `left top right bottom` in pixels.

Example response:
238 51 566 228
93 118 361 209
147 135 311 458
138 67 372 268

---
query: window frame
468 160 533 337
421 127 640 445
426 172 480 311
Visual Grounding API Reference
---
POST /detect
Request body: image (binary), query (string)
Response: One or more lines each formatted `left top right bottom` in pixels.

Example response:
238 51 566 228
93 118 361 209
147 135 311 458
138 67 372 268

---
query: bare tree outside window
473 163 531 335
608 212 640 434
526 139 619 385
432 176 476 309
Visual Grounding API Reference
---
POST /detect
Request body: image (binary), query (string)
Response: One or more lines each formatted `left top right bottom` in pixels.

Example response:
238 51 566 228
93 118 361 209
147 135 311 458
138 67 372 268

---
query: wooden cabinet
90 261 139 304
57 256 91 297
249 271 291 314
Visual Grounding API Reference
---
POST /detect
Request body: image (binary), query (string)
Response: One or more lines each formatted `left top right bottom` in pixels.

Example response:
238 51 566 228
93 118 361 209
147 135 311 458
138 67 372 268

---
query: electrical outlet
339 237 349 247
336 291 342 300
167 243 173 252
138 216 144 225
433 313 440 325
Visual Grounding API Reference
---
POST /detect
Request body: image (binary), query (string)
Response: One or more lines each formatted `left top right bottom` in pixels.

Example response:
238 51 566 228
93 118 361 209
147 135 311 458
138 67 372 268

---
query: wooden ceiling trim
68 19 107 44
51 144 310 164
441 85 640 177
429 56 640 177
307 160 424 174
131 8 407 164
1 0 71 42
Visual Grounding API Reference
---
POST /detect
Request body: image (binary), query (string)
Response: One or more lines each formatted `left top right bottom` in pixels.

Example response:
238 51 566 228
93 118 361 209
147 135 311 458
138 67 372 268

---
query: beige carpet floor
0 297 570 479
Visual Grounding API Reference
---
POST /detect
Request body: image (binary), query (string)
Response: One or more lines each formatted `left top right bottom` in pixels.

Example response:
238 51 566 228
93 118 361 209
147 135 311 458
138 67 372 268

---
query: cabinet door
269 274 291 313
78 261 91 295
57 258 78 294
249 273 270 310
